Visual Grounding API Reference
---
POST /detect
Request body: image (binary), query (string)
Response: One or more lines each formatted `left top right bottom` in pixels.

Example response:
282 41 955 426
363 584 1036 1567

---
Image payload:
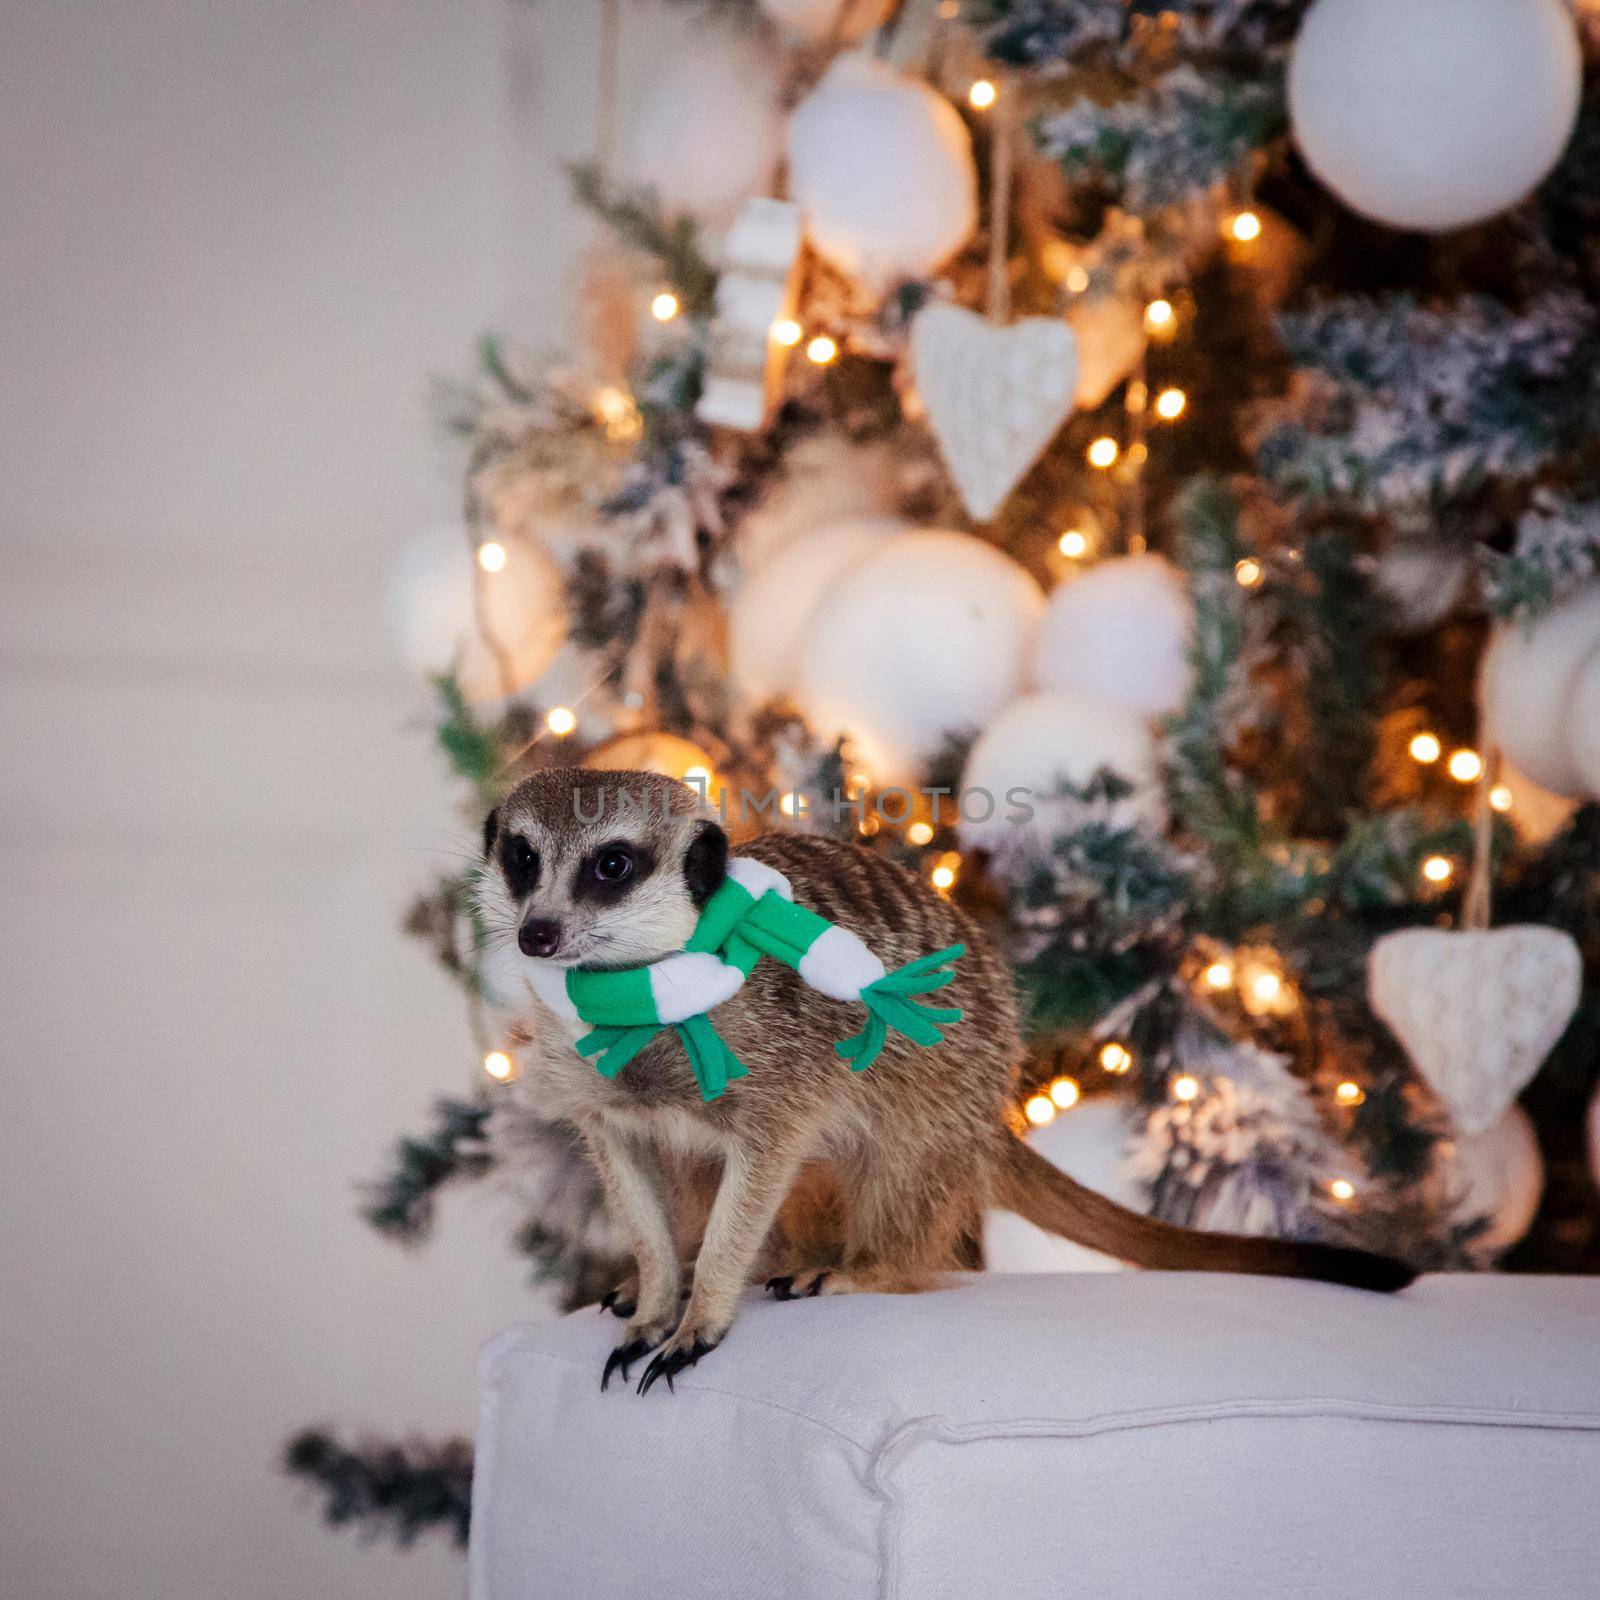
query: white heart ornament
911 304 1078 522
1368 925 1582 1134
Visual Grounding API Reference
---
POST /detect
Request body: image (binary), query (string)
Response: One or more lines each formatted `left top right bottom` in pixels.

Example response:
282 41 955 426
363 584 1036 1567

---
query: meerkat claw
600 1290 636 1320
601 1337 655 1391
636 1335 717 1395
767 1269 830 1300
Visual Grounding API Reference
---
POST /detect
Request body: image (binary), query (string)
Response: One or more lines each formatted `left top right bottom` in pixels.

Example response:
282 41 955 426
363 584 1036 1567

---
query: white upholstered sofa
470 1272 1600 1599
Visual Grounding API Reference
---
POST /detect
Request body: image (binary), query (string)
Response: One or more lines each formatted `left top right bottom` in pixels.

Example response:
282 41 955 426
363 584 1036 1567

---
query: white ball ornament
1288 0 1581 233
730 516 904 706
1479 584 1600 799
787 53 978 295
799 530 1043 784
624 37 784 225
1031 555 1195 718
959 690 1168 854
1568 651 1600 799
1433 1105 1545 1260
757 0 890 44
388 528 565 703
984 1098 1141 1273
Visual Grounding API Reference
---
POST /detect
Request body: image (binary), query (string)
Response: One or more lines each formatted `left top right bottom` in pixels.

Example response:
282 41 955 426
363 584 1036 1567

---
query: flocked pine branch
1255 291 1596 523
1481 488 1600 622
1033 66 1282 214
974 0 1306 71
362 1097 495 1243
568 162 718 317
285 1431 473 1549
1161 478 1272 864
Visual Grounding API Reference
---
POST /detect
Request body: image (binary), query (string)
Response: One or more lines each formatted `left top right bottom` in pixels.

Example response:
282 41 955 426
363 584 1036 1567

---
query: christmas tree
291 0 1600 1548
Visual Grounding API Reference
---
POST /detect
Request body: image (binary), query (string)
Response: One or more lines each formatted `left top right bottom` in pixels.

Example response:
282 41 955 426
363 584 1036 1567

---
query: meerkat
478 768 1414 1395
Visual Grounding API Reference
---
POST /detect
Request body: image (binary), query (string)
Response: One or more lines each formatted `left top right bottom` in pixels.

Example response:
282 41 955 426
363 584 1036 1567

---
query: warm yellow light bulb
1234 557 1263 588
650 291 680 322
968 79 997 110
1154 387 1187 421
1230 210 1263 243
907 820 935 846
1251 970 1283 1005
1329 1177 1357 1202
1099 1041 1133 1074
1447 748 1483 783
1490 784 1514 813
1049 1076 1081 1109
1172 1074 1201 1103
1087 436 1119 469
1203 960 1235 991
595 385 641 440
806 334 838 365
546 705 577 737
477 540 508 573
1145 298 1175 331
1421 854 1453 885
777 788 800 816
772 318 803 347
484 1050 514 1081
1334 1081 1365 1107
931 863 957 891
1409 732 1442 765
1024 1094 1056 1127
1058 528 1090 559
1065 265 1090 294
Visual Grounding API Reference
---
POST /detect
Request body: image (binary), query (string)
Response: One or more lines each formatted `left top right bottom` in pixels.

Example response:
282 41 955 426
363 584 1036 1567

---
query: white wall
0 2 677 1595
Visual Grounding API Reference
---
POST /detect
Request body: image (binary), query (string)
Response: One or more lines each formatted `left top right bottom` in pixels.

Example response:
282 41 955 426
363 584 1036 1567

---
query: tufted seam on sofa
864 1398 1600 1600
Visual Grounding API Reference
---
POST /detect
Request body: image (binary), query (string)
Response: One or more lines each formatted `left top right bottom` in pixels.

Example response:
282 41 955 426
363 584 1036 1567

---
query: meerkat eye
593 845 635 884
501 834 539 896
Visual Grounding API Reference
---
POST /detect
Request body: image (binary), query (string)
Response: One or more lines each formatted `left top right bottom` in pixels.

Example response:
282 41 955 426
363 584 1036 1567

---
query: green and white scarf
524 858 965 1101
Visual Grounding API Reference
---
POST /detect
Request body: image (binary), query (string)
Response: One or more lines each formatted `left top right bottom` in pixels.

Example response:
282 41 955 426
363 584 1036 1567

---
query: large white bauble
959 689 1167 851
1479 584 1600 798
1288 0 1581 233
730 516 904 706
787 53 978 294
1433 1105 1545 1260
1569 650 1600 798
757 0 890 43
623 37 784 225
799 530 1043 784
1031 555 1195 718
984 1099 1141 1274
388 528 565 703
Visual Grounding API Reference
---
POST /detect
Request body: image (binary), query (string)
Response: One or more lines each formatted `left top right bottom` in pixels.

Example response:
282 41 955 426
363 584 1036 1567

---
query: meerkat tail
999 1134 1416 1292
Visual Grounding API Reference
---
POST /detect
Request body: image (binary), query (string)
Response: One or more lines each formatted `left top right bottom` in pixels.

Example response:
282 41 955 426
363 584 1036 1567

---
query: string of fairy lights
459 65 1530 1225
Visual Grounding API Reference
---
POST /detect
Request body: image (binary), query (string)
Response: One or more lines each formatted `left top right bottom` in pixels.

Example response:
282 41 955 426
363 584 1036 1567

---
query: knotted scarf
523 858 964 1101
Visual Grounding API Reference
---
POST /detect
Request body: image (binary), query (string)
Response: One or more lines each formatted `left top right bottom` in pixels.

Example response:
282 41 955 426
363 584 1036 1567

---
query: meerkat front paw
601 1313 676 1391
634 1319 724 1394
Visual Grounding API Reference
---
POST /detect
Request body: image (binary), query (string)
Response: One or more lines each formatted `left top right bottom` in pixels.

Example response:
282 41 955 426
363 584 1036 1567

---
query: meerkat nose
518 918 563 959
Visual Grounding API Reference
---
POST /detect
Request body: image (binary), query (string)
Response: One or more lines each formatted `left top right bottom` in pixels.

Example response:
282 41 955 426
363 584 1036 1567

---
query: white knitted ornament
1368 926 1582 1134
911 304 1078 521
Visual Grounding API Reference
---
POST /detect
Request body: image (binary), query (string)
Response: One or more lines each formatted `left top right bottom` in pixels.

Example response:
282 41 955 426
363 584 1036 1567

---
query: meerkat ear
683 819 729 908
482 806 500 859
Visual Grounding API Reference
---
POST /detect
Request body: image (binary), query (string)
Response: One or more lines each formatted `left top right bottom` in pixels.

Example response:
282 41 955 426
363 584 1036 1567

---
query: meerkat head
477 768 728 973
